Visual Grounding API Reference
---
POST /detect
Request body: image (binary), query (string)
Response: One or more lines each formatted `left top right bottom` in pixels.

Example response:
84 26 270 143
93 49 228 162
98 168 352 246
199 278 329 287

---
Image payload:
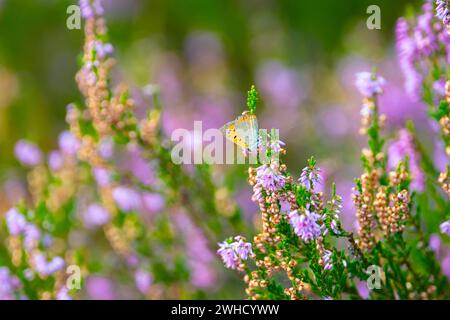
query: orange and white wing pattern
220 112 259 152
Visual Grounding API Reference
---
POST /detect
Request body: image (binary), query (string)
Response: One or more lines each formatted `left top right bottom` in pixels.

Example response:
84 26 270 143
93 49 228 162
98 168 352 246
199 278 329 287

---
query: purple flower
93 167 111 187
232 237 253 260
98 138 114 160
387 129 424 192
83 204 110 228
135 270 152 295
429 234 441 256
269 139 285 153
288 209 322 243
217 236 252 270
86 276 115 300
56 287 71 300
174 212 216 288
112 186 141 212
395 18 423 101
14 140 42 167
79 0 94 19
299 166 322 191
6 208 27 236
0 267 21 300
141 193 165 215
436 0 450 27
322 249 333 270
355 72 386 97
95 41 114 60
79 0 103 19
440 220 450 236
255 164 286 192
356 280 370 299
58 131 80 156
24 224 41 251
48 150 64 171
217 241 239 269
433 79 446 96
33 254 65 276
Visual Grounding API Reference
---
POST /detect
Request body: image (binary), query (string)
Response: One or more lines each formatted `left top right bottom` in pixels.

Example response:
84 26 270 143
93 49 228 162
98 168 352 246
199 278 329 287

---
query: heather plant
218 71 449 299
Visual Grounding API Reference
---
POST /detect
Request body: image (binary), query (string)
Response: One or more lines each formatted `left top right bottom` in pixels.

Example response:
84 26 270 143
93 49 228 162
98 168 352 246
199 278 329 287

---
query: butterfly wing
220 113 259 152
220 120 249 150
235 113 259 153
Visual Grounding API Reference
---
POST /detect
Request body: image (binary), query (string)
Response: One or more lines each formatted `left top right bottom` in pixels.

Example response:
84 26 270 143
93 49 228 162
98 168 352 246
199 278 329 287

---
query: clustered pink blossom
217 236 253 270
134 270 153 295
387 129 425 192
321 249 333 270
0 267 21 300
83 204 111 228
255 163 286 192
436 0 450 27
440 220 450 235
33 254 65 277
299 165 322 191
396 2 450 100
288 209 322 243
355 72 386 97
6 208 27 236
14 140 42 167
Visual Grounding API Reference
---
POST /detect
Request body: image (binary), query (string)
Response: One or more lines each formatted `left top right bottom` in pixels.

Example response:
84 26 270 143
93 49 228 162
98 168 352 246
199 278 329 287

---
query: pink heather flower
270 139 285 153
58 131 80 156
24 224 41 251
355 72 386 97
14 140 42 167
388 129 424 192
440 220 450 236
56 287 71 300
48 150 64 171
87 276 115 300
6 208 27 236
395 18 424 101
79 0 94 19
429 234 442 257
79 0 103 19
322 249 333 270
436 0 450 27
34 254 65 276
442 254 450 280
83 204 110 228
232 237 253 260
174 212 216 288
95 41 114 60
93 167 111 187
356 280 370 299
299 166 322 191
217 236 252 270
135 270 152 295
433 79 447 96
141 192 165 215
255 164 286 192
288 209 322 243
98 138 114 160
0 267 21 300
112 186 141 212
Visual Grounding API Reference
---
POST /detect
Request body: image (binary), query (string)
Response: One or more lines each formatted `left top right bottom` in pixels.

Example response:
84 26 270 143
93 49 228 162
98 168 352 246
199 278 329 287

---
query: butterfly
220 111 260 153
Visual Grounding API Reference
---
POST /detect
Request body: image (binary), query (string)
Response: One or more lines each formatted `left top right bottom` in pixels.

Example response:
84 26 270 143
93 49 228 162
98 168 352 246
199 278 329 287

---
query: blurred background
2 0 447 298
